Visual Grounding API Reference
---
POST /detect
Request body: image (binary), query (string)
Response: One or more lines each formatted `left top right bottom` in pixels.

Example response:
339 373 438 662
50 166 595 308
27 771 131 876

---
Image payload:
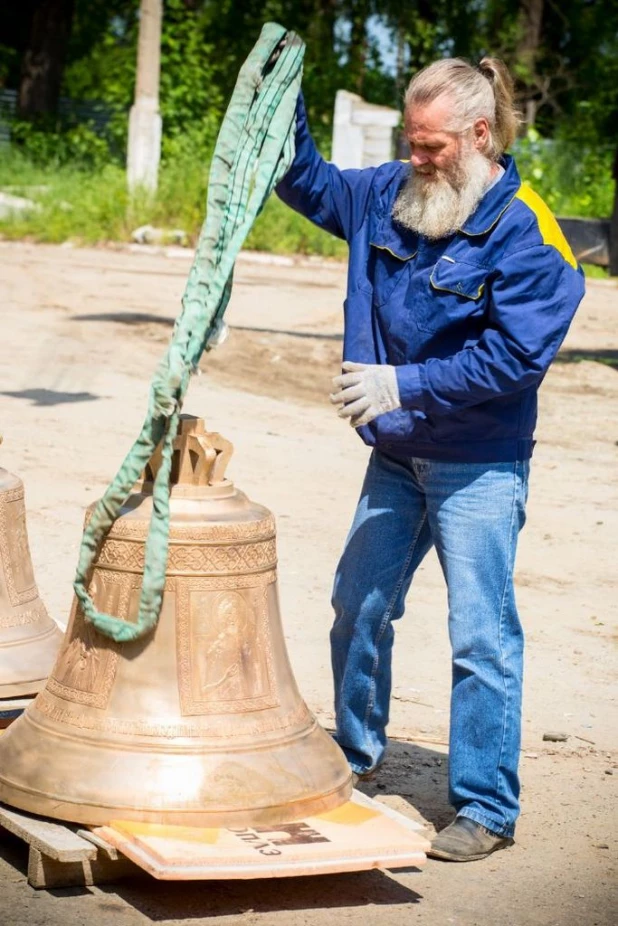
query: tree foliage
1 0 616 146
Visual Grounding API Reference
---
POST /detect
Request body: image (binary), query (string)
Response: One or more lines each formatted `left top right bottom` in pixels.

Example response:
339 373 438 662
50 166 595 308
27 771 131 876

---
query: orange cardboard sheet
94 790 429 880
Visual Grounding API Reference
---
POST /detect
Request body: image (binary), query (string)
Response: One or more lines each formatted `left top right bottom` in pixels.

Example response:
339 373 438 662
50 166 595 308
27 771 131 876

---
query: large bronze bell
0 438 61 698
0 416 352 826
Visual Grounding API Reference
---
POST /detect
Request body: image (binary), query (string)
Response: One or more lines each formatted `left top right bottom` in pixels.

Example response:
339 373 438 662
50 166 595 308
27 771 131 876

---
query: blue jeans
331 450 529 838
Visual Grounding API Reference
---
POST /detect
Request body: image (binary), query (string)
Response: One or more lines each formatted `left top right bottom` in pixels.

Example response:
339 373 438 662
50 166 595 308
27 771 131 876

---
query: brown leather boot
428 816 514 862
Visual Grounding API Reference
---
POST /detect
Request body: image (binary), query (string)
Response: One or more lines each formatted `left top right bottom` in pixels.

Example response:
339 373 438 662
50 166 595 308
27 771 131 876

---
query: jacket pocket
417 256 488 333
359 407 426 447
370 244 417 307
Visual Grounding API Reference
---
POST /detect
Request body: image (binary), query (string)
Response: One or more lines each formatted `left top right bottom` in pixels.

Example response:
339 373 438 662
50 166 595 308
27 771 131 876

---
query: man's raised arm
276 93 376 243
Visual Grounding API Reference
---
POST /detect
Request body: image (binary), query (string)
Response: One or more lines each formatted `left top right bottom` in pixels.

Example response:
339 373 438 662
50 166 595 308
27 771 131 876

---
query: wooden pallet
0 792 429 889
0 803 140 888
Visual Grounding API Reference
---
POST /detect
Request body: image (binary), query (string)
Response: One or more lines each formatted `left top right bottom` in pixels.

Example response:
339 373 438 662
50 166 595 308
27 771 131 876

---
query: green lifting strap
73 23 305 643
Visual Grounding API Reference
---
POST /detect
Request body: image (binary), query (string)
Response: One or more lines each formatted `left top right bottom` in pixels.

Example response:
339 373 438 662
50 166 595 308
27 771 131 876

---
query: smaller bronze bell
0 437 62 697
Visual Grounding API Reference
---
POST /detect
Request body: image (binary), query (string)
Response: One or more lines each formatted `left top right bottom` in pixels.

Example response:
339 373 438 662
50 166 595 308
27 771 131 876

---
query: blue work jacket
276 96 586 463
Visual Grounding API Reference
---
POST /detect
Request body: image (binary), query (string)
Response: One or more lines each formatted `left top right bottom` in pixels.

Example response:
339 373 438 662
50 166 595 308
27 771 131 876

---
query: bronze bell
0 438 61 698
0 416 352 826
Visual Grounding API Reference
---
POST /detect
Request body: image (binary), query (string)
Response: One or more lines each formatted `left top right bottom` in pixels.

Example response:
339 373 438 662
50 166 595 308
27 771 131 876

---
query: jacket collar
370 163 419 259
459 154 521 236
370 155 521 256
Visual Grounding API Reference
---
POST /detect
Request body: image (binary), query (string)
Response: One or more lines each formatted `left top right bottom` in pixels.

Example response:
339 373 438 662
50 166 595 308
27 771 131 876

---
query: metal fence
0 88 116 143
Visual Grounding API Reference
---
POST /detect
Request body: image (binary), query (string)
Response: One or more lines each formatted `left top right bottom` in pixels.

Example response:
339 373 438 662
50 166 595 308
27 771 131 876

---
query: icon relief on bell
9 507 36 593
178 581 279 716
195 591 268 702
55 619 104 693
0 490 38 605
49 606 118 705
47 575 123 708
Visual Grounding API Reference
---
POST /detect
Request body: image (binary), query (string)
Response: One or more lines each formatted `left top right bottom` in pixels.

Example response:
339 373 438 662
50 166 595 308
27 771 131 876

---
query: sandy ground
0 240 616 926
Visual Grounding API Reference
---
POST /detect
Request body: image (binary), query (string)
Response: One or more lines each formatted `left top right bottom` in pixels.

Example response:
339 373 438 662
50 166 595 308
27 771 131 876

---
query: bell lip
0 621 61 649
0 777 354 828
0 622 62 697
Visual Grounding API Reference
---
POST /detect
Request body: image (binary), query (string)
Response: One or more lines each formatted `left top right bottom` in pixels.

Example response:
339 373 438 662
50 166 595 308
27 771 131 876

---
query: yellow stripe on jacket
515 183 578 268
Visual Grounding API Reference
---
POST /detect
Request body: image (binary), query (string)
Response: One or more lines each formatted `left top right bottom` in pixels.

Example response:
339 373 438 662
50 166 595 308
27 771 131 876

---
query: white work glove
330 361 401 427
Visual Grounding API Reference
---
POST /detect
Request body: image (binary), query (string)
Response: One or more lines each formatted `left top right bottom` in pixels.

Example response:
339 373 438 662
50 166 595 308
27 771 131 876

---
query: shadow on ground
72 312 343 342
356 739 451 834
72 312 174 327
97 867 422 921
0 389 101 406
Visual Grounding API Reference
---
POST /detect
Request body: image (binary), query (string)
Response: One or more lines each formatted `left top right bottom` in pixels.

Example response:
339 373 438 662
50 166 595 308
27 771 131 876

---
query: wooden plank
27 845 140 890
77 828 120 860
0 803 97 863
95 790 429 881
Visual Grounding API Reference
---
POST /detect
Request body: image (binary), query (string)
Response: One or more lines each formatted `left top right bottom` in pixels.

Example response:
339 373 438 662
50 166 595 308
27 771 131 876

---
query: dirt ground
0 240 616 926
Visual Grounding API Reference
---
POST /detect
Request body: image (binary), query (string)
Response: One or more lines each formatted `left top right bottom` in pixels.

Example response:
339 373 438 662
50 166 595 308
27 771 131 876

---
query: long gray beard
392 150 494 240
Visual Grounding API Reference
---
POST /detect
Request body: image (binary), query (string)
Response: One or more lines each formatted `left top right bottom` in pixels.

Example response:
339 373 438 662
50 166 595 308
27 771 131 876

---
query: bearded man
276 58 585 862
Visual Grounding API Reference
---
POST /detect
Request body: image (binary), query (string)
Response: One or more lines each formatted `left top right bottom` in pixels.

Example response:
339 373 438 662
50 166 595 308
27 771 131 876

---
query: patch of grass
581 263 612 280
0 150 133 244
0 147 347 257
245 195 347 259
514 131 615 220
556 349 618 368
0 147 211 244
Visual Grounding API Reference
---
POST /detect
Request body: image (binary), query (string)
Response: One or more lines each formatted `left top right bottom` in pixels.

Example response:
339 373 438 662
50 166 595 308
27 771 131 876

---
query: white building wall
331 91 401 170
